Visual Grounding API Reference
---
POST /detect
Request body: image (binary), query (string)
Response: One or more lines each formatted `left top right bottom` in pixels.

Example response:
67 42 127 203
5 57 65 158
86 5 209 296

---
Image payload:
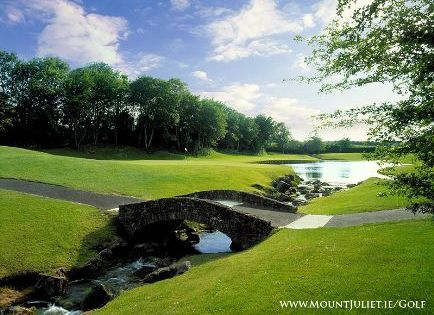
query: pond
287 160 387 185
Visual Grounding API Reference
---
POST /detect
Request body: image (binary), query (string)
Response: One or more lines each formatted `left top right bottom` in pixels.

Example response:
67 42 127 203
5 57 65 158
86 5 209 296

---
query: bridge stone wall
180 190 296 212
119 197 274 250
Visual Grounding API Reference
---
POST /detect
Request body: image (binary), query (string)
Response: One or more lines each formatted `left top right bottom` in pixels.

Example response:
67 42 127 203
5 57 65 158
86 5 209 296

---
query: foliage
10 56 69 146
273 122 292 153
300 0 434 212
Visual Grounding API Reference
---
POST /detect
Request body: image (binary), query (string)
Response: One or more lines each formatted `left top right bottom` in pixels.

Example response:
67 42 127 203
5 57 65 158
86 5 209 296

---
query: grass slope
0 189 114 277
97 220 434 315
0 146 315 199
300 178 410 215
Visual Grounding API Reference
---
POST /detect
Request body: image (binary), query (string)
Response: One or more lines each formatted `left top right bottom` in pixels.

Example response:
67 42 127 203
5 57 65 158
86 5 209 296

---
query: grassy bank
97 219 433 315
0 146 315 199
300 178 410 215
0 189 114 277
317 152 366 160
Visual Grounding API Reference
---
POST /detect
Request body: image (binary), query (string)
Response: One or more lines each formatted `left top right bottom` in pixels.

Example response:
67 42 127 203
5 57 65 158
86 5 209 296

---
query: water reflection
194 231 232 254
287 161 387 185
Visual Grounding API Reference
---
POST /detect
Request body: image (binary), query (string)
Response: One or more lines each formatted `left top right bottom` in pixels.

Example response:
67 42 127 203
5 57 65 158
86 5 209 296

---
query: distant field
97 219 434 315
300 178 410 215
0 189 114 277
0 146 316 199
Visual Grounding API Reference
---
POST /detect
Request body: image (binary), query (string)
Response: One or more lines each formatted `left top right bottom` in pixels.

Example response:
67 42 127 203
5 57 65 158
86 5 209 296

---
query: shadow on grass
72 216 118 269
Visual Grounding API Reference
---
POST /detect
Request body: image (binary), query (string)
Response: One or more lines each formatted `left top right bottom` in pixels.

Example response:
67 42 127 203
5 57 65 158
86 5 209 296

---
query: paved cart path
0 178 429 226
0 178 143 210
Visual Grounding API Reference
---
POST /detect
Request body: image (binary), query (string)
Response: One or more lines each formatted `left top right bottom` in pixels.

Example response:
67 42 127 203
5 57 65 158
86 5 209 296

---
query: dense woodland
0 50 372 154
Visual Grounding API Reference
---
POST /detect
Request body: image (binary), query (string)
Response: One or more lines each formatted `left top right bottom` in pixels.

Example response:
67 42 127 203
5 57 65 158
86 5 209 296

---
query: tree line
0 50 293 153
0 50 373 155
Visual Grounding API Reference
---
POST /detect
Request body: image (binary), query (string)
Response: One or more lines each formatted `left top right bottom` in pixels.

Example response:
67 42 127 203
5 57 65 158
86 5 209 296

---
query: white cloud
261 97 320 139
178 62 189 69
293 53 310 71
18 0 128 66
118 53 165 78
200 84 262 112
200 83 324 139
195 6 232 18
3 6 25 24
311 0 374 25
312 0 337 24
205 0 303 62
9 0 164 78
302 13 315 28
192 70 212 82
211 39 292 62
171 0 191 11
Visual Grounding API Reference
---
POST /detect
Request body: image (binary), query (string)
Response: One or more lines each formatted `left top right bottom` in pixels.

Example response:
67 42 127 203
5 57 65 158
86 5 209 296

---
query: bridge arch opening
119 197 274 251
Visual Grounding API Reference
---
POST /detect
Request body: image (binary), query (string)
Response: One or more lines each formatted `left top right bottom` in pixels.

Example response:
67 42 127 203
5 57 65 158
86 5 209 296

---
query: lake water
287 160 387 185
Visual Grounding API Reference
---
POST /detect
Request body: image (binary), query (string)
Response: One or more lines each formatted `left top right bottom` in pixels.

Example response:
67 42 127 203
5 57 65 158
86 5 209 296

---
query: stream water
194 231 232 254
31 232 232 315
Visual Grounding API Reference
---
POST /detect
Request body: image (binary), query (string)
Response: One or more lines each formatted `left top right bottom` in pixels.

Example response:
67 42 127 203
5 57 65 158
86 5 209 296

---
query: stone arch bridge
119 197 275 250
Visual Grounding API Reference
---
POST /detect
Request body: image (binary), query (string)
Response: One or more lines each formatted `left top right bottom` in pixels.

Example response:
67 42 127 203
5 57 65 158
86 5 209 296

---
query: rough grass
300 178 410 215
0 146 315 199
97 219 434 315
0 189 114 277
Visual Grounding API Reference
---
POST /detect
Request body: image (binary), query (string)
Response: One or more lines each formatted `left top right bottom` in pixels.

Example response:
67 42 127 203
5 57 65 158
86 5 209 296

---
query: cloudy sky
0 0 399 140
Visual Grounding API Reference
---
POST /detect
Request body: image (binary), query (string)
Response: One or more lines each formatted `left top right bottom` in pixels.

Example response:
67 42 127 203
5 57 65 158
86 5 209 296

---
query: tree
198 99 227 149
178 92 202 152
63 68 92 149
0 51 17 136
303 136 324 154
84 63 124 145
220 109 242 151
253 115 276 152
130 76 180 150
239 116 259 151
301 0 433 212
10 57 69 146
108 72 129 146
274 122 292 153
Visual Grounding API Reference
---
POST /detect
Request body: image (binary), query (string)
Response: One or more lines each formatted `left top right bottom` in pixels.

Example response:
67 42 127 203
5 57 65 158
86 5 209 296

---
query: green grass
317 153 366 160
300 178 410 215
97 219 434 315
0 146 315 199
45 145 187 161
0 189 114 277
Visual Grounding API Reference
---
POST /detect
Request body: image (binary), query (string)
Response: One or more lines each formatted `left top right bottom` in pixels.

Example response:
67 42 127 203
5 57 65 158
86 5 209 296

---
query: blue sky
0 0 399 140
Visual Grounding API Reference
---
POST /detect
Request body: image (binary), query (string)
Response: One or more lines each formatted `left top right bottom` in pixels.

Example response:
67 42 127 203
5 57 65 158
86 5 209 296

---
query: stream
27 230 232 315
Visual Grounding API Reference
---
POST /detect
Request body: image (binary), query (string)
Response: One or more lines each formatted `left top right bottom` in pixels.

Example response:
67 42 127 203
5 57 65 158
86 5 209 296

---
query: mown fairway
97 219 433 315
0 189 114 277
0 146 314 199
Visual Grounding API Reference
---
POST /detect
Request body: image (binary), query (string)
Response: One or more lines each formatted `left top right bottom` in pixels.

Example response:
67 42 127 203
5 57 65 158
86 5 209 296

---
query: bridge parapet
180 190 296 212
